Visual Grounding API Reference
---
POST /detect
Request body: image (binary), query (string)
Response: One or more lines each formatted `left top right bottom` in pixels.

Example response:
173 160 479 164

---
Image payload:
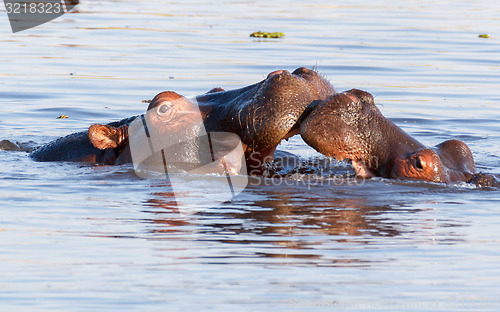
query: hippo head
89 91 245 174
88 91 204 163
300 89 481 184
89 91 200 145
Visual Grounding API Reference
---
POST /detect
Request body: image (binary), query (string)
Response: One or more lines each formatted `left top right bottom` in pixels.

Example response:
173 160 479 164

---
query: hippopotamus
300 89 497 186
30 67 335 174
30 67 497 186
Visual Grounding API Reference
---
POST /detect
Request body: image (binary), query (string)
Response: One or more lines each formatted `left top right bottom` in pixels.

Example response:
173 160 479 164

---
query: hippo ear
89 124 125 150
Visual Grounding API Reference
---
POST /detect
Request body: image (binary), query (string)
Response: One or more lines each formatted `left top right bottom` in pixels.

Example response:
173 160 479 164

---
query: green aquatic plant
250 31 285 39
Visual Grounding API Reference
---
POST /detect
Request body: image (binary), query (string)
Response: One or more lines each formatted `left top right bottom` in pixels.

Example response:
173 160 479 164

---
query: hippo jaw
301 89 478 184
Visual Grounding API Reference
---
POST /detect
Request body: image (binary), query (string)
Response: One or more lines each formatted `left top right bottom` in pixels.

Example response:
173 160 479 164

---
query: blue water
1 1 500 311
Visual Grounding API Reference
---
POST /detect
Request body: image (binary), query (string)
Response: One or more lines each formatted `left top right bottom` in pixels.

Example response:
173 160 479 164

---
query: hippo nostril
345 89 375 105
291 67 310 75
266 70 286 78
344 93 359 103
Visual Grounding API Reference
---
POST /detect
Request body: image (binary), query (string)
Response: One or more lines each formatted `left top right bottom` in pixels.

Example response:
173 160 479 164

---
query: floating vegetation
478 34 491 38
56 115 69 119
250 31 285 39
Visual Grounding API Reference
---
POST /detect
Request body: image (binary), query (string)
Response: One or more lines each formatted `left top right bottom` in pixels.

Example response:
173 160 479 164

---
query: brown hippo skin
30 67 335 174
300 89 496 185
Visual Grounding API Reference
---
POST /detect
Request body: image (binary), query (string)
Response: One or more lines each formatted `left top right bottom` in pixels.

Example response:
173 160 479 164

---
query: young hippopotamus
300 89 496 186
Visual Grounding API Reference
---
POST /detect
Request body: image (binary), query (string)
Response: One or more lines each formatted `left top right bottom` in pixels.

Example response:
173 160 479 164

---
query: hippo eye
157 103 171 116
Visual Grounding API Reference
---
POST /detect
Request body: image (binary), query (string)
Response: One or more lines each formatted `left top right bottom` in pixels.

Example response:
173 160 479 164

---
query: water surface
1 1 500 311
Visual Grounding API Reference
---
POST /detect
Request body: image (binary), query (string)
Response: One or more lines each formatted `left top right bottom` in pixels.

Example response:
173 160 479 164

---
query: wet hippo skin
300 89 497 186
29 116 135 164
60 67 336 174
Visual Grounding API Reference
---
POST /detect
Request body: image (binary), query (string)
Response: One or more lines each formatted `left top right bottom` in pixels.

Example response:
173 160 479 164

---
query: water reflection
140 175 416 266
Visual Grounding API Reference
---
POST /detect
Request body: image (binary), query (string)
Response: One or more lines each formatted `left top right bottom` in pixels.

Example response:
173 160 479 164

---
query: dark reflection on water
137 166 475 268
